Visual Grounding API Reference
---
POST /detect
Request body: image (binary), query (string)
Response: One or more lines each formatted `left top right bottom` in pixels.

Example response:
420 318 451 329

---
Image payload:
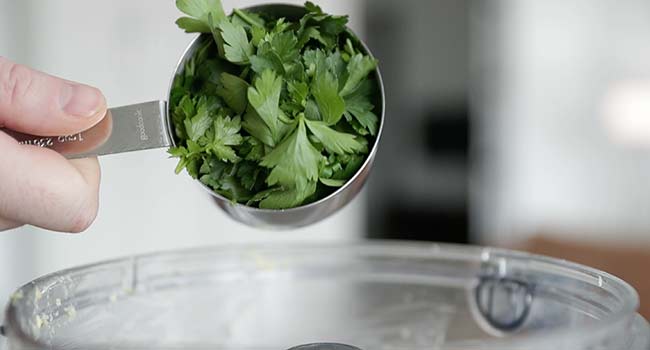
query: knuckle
0 57 33 106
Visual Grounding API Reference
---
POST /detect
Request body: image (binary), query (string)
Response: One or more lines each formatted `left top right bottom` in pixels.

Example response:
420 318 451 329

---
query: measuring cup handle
2 100 171 159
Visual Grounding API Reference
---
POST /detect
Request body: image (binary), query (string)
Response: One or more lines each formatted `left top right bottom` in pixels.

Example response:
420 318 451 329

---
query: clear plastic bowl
2 242 649 350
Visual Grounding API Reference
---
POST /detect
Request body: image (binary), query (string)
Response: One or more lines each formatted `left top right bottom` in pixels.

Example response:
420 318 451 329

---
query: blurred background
1 0 650 318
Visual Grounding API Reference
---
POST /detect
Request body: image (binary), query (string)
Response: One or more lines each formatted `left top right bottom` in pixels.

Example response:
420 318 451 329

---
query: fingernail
60 83 103 118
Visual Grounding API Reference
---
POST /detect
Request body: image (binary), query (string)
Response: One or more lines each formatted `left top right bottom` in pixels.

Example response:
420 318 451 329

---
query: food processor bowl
2 242 649 350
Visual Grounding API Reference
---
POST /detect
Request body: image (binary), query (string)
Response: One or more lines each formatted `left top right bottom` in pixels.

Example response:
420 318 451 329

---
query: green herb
176 0 226 33
170 0 380 209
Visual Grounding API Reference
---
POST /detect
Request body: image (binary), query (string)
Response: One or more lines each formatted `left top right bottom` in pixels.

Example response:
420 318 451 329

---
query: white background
472 0 650 245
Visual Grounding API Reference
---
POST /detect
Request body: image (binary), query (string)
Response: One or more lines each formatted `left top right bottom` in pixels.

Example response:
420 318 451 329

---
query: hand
0 57 107 233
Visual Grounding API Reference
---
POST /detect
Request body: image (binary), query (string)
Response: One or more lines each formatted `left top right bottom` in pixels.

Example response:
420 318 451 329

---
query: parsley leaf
208 116 243 162
344 80 379 136
176 17 212 33
176 0 226 33
218 18 253 64
247 70 285 144
298 2 349 50
288 81 309 107
303 49 327 77
305 119 364 155
260 182 317 209
261 117 321 194
340 53 378 96
304 1 324 15
312 70 346 125
326 50 346 80
183 99 213 142
240 136 265 161
237 161 263 191
320 178 345 187
304 99 321 121
298 27 330 49
246 187 282 206
217 72 249 114
200 160 253 202
320 153 365 182
232 9 265 29
243 107 275 147
251 26 267 47
250 45 285 75
270 31 300 64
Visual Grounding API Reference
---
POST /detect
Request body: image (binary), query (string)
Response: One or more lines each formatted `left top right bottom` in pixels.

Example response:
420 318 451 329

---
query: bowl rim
3 241 641 350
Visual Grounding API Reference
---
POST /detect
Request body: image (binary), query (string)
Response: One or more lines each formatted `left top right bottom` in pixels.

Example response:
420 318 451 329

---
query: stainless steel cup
3 4 386 230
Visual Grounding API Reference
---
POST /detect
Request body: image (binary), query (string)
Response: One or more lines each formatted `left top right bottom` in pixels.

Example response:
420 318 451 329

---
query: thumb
0 57 107 136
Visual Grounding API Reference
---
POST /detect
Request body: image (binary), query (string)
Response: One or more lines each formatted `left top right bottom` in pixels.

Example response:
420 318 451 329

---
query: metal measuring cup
3 4 386 230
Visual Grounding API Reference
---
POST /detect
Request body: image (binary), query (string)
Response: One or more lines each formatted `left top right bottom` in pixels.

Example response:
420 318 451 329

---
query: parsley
216 72 249 114
176 0 226 33
305 119 364 155
170 1 381 209
312 70 345 125
208 115 243 162
247 69 285 145
261 117 322 206
340 52 378 97
217 17 254 64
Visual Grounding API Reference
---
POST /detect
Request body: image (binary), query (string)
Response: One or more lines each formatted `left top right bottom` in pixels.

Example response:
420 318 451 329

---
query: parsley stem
233 9 265 28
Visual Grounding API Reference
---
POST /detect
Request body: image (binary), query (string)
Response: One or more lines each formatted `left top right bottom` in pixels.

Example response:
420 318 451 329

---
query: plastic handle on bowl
474 276 534 332
2 100 171 159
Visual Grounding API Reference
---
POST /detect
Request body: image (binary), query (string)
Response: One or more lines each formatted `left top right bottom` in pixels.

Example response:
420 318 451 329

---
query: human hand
0 57 107 233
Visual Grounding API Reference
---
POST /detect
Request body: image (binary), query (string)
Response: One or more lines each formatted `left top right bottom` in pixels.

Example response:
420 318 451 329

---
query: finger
68 157 102 197
0 216 23 231
0 57 107 136
0 132 101 233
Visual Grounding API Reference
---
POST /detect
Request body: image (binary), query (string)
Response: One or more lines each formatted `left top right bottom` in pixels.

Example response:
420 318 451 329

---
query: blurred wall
365 0 471 243
472 1 650 245
0 0 366 309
